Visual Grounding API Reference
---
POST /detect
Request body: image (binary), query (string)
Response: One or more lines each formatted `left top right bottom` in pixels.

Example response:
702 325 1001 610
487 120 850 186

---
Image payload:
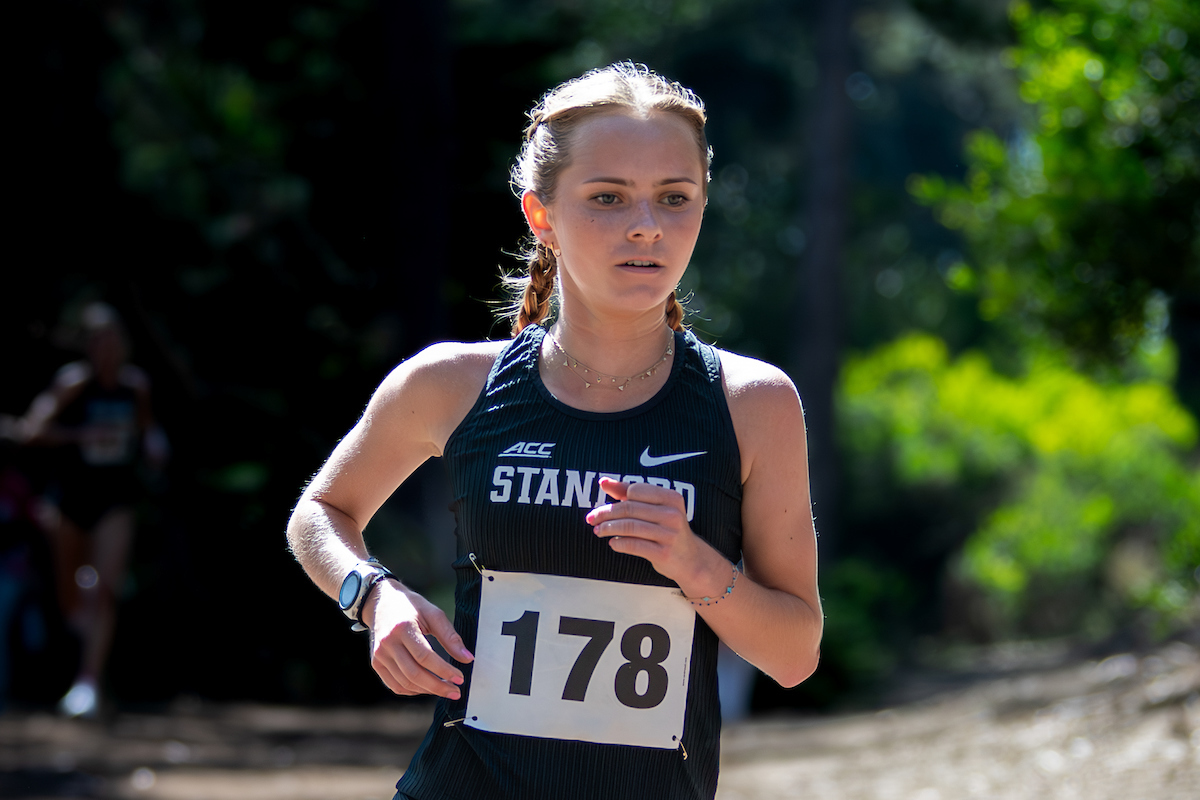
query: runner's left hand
587 477 728 598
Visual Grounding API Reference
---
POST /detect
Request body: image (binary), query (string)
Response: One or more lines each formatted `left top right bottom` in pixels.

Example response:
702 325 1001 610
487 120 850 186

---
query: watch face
339 570 363 611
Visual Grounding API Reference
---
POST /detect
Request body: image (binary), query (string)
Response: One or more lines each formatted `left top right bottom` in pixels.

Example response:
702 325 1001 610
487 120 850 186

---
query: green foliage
909 0 1200 360
840 332 1200 632
817 559 913 681
103 1 370 251
105 8 298 246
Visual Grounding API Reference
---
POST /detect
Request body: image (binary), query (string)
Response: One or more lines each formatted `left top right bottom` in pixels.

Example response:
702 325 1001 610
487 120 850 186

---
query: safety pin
469 552 485 575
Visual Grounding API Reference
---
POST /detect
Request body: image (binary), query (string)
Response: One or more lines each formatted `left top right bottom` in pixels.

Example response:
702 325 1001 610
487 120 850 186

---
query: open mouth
620 260 659 267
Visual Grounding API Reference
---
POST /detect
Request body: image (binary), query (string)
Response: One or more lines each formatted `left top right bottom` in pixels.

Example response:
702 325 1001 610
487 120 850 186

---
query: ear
522 191 554 242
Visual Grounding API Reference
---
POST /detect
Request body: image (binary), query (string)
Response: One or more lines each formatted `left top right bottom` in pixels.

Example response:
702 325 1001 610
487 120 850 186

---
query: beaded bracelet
681 563 739 607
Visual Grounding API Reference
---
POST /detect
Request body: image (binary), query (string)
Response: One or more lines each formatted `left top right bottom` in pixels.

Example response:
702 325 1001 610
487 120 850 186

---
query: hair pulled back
505 62 711 336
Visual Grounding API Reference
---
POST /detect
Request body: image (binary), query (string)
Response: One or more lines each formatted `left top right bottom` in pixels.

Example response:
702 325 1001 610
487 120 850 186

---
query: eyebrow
583 177 699 187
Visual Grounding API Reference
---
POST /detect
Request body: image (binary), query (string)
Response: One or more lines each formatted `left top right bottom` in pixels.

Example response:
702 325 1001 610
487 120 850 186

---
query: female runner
287 62 822 800
8 302 168 718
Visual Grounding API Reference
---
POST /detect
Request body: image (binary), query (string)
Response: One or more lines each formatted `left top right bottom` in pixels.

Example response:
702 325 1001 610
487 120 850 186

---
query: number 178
500 611 672 710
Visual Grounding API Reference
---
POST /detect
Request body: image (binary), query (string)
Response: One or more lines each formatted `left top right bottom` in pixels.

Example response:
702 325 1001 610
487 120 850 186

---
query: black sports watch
338 557 397 632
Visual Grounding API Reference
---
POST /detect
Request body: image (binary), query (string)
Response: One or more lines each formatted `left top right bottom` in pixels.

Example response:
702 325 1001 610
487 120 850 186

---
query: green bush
839 332 1200 635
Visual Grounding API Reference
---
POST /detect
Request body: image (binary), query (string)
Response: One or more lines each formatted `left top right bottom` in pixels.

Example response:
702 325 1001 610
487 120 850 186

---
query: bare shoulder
302 339 510 523
416 339 509 372
716 348 803 416
52 361 92 392
376 339 506 399
714 348 806 480
369 339 509 455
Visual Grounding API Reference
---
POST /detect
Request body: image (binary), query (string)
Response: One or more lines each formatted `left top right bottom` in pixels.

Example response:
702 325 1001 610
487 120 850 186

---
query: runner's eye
592 193 620 206
661 194 689 207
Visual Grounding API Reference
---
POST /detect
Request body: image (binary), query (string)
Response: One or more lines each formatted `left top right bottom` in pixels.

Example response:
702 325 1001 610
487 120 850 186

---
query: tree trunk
790 0 854 556
1171 289 1200 421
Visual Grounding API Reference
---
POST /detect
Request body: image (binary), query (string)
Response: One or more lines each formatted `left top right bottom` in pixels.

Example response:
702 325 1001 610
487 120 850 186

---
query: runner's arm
16 362 89 446
705 357 822 686
121 364 169 467
588 354 821 687
286 341 498 699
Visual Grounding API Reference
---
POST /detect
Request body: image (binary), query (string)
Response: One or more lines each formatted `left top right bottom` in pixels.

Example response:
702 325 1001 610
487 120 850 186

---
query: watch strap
349 558 398 632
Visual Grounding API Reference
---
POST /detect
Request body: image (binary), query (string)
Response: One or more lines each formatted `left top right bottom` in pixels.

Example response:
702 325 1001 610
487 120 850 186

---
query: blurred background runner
3 302 168 718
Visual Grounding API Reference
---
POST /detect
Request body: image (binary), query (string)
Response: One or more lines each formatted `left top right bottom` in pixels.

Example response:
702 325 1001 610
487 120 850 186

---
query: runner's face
542 112 705 322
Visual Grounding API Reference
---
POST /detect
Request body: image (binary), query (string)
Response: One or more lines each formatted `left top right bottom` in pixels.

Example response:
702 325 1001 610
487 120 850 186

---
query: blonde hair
504 62 711 336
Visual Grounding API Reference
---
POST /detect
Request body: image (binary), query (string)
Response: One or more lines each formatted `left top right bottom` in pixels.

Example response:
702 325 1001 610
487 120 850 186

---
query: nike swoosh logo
639 447 707 468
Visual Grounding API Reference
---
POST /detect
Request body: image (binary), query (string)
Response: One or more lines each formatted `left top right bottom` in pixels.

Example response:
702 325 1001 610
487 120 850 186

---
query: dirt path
718 639 1200 799
3 640 1197 799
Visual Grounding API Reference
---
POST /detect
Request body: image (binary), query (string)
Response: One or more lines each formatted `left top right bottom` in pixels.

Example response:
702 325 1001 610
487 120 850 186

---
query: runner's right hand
365 581 474 700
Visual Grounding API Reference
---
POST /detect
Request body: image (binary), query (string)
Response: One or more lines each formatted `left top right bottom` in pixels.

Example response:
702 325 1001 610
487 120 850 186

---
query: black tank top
58 371 141 469
396 325 743 800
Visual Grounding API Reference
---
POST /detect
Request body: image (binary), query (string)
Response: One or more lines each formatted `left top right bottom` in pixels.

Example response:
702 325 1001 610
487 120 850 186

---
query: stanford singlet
395 325 743 800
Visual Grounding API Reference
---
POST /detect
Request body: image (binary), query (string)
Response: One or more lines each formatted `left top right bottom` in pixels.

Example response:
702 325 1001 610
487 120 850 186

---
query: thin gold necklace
547 328 674 391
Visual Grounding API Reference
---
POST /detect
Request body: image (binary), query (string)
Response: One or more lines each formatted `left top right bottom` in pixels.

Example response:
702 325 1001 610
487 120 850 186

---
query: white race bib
465 570 695 750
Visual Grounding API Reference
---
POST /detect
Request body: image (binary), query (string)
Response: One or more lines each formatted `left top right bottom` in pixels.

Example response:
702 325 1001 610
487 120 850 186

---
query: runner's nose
627 200 663 242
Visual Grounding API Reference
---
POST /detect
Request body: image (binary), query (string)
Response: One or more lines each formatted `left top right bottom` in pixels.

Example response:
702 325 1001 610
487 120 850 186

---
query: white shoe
58 681 98 718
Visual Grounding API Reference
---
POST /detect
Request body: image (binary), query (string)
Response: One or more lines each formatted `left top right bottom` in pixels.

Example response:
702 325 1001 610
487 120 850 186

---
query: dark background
3 0 1197 713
